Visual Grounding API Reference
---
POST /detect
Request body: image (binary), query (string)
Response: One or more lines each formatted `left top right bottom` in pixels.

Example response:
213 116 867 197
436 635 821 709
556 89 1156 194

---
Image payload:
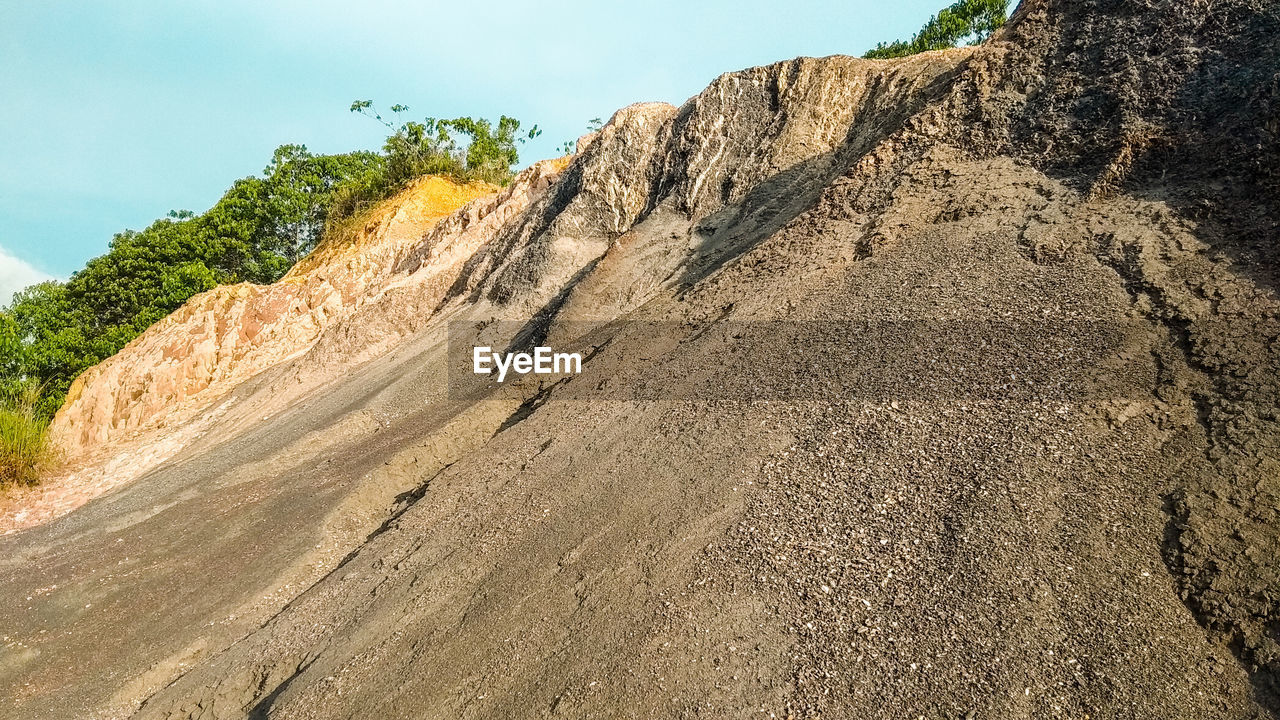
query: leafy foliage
349 101 538 187
330 102 539 222
0 312 28 406
864 0 1008 59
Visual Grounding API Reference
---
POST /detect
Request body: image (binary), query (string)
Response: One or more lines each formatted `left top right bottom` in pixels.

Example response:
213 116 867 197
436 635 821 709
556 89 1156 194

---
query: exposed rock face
420 53 973 347
49 168 562 461
5 0 1280 718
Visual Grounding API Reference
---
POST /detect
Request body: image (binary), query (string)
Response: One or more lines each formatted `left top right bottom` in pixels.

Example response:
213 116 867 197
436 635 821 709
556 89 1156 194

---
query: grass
0 386 55 487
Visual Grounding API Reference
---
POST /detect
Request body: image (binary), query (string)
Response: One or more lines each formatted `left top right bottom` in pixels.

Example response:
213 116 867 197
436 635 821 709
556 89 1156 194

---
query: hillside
1 0 1278 718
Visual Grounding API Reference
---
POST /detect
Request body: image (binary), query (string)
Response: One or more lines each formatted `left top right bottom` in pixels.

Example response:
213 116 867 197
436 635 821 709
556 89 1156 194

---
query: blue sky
0 0 945 302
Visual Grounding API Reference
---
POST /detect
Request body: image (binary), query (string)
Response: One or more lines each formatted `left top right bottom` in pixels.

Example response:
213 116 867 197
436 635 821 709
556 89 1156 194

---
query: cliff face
5 0 1280 718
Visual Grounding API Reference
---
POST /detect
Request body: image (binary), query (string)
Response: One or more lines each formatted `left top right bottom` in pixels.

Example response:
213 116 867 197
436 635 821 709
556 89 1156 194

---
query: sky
0 0 946 305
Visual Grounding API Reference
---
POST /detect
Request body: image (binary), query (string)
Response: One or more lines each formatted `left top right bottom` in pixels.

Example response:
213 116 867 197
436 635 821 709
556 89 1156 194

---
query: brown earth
2 0 1279 718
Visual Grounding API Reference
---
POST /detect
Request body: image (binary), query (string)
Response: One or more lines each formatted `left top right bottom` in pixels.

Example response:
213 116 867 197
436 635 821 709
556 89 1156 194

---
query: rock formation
48 165 567 462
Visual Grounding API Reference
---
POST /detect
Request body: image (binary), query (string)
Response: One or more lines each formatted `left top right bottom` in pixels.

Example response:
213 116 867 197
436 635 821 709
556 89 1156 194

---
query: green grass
0 388 55 487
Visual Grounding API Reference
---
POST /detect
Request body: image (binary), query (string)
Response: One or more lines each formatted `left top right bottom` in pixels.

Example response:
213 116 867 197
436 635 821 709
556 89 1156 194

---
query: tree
350 101 463 186
133 261 219 328
0 311 25 404
6 282 95 418
200 176 274 283
438 116 538 184
259 145 384 264
864 0 1008 59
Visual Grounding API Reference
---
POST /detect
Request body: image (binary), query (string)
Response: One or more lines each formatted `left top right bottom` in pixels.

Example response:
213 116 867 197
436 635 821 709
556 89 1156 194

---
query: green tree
0 311 25 404
259 145 384 263
199 176 274 282
439 116 537 184
6 282 96 418
350 102 463 186
864 0 1008 59
133 261 219 328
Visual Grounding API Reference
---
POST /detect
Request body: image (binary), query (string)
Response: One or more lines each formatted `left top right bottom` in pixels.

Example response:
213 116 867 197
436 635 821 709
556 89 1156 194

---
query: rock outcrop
49 166 565 462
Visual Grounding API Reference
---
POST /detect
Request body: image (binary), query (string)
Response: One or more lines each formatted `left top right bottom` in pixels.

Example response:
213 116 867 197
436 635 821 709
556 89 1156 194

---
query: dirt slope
0 165 565 535
3 0 1280 718
52 176 498 458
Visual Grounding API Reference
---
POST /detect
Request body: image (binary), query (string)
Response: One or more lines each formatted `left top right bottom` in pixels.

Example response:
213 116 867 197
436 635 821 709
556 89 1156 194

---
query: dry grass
292 175 497 278
0 386 55 487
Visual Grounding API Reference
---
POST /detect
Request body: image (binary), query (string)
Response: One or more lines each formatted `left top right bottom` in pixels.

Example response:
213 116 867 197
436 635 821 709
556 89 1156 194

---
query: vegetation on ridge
347 102 540 189
864 0 1009 59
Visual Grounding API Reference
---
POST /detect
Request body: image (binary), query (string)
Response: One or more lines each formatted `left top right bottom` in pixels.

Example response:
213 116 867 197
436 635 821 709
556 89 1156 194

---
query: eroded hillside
1 0 1278 718
52 176 500 457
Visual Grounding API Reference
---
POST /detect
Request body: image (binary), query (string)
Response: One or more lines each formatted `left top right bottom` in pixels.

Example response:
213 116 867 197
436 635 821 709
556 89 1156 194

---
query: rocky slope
51 176 499 459
2 0 1279 718
0 165 565 533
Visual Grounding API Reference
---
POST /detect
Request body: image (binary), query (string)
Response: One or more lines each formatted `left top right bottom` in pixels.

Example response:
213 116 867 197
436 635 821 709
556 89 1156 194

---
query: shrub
347 101 540 202
864 0 1008 59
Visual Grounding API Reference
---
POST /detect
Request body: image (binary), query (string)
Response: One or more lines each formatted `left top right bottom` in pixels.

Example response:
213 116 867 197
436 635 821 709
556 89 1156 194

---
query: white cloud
0 246 54 307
